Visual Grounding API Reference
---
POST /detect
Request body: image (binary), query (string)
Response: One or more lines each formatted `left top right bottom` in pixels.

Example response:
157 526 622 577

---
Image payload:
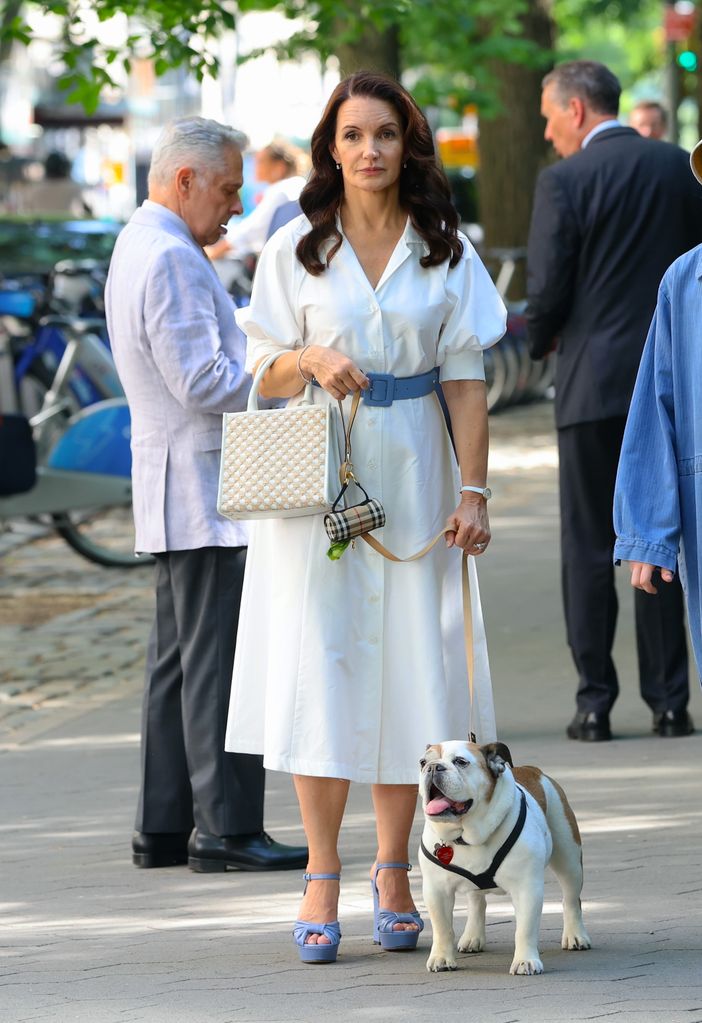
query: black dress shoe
187 829 308 873
566 711 611 742
132 831 190 868
653 709 694 737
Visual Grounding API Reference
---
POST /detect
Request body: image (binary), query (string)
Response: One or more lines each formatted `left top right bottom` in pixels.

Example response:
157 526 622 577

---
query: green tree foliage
237 0 548 117
554 0 663 90
1 0 673 116
1 1 237 113
3 0 546 115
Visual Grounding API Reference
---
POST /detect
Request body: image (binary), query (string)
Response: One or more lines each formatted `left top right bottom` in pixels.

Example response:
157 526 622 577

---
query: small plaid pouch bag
324 478 385 544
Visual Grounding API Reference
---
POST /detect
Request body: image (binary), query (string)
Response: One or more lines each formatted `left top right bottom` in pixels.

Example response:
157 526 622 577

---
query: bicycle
481 246 554 413
0 276 151 568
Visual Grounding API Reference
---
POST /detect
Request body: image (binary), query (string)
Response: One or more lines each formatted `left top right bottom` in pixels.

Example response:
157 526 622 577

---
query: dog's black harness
419 788 528 891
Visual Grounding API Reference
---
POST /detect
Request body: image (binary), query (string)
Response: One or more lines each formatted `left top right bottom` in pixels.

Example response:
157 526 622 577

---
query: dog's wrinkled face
419 740 513 822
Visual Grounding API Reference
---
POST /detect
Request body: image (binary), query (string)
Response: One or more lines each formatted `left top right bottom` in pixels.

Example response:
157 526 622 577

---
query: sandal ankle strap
303 872 341 881
373 861 411 878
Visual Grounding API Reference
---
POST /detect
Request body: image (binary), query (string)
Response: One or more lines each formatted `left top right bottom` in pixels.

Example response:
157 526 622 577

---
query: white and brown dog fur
419 740 591 975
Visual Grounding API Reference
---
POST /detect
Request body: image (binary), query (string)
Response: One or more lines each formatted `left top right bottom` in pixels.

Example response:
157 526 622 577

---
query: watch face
483 488 492 500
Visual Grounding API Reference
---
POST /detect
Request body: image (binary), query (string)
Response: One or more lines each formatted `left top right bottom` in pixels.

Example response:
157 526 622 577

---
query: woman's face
330 95 404 196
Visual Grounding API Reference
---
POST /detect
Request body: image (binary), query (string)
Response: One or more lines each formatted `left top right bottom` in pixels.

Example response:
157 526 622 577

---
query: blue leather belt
314 366 440 407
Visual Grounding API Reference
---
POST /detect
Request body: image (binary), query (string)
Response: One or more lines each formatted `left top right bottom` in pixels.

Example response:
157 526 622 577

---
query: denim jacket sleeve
613 281 680 572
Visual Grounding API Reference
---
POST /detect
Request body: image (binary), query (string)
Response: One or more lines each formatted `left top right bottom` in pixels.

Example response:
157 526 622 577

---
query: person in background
614 138 702 700
266 197 302 240
105 116 307 874
15 151 92 217
225 71 505 965
629 100 668 140
526 60 702 742
208 141 307 260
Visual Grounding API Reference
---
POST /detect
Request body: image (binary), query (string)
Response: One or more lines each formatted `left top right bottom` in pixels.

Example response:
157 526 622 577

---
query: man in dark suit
526 60 702 741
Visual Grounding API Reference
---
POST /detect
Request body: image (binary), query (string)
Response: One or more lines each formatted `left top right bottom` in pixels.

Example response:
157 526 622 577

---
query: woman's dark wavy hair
297 71 463 275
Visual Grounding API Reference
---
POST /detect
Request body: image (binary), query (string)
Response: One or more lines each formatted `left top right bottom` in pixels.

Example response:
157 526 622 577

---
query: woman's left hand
445 494 491 555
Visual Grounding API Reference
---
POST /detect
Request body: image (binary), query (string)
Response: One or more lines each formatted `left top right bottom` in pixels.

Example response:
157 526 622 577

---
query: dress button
369 635 379 645
369 593 380 604
367 417 375 427
368 459 377 470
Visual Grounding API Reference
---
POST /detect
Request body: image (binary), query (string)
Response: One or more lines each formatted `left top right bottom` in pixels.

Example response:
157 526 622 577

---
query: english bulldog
419 740 590 975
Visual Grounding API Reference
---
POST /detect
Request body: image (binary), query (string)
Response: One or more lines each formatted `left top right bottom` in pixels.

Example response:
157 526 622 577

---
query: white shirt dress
225 216 507 784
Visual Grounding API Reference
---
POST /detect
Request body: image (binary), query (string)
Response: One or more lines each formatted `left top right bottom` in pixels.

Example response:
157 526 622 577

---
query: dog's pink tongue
426 796 452 815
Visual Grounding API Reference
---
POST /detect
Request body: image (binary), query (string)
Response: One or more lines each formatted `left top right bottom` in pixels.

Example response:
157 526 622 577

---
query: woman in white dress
225 72 506 963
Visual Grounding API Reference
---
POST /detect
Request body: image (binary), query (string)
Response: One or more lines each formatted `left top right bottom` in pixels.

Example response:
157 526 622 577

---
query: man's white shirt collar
581 119 621 149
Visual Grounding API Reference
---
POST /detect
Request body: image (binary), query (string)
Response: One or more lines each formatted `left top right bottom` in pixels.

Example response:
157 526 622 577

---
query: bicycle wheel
45 400 153 569
52 507 154 568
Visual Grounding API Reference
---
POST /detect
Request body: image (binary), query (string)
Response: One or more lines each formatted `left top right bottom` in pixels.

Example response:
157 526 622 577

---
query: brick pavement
0 524 152 747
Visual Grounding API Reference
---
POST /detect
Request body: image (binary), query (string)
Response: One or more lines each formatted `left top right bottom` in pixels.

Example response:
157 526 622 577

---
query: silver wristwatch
460 485 492 500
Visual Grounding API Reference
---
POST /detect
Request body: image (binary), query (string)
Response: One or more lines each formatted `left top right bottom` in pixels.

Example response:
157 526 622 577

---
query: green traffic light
678 49 698 72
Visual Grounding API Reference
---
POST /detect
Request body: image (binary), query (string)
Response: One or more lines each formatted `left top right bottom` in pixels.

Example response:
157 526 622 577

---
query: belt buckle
364 372 395 407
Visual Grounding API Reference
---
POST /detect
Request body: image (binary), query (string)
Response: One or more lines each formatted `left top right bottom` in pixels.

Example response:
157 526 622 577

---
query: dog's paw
457 934 485 954
562 928 591 951
509 956 544 976
426 948 458 973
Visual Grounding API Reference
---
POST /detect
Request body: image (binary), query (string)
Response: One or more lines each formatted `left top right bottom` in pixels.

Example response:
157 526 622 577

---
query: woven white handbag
217 351 342 520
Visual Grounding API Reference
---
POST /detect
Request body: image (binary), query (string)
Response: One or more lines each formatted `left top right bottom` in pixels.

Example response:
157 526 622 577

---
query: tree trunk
334 25 400 79
0 0 22 65
477 0 554 298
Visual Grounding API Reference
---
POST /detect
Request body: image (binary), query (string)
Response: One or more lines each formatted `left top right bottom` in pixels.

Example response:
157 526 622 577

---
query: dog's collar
420 788 528 891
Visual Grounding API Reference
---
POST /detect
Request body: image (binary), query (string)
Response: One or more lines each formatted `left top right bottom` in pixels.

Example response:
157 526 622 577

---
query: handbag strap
247 350 316 412
337 390 362 487
361 530 477 743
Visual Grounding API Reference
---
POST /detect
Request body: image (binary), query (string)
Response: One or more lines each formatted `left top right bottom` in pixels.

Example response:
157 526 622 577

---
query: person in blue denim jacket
614 139 702 725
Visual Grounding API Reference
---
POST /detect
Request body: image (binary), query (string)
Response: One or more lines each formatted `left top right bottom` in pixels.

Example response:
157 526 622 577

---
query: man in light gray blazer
105 117 306 872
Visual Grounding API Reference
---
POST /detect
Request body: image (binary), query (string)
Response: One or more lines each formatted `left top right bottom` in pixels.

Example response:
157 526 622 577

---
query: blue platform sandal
293 872 342 964
371 861 424 951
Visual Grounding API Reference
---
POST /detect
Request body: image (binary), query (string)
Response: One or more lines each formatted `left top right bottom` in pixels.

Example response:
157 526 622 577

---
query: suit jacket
105 201 250 553
526 127 702 429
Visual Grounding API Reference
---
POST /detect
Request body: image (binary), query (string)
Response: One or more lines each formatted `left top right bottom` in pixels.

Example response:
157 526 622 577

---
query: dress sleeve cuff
439 348 485 383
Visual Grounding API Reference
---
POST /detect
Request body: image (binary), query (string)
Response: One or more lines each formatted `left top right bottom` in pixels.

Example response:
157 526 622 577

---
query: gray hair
148 116 248 188
542 60 621 117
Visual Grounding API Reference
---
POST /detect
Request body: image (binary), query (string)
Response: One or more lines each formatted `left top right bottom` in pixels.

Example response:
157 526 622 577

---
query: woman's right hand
628 561 674 594
300 346 369 401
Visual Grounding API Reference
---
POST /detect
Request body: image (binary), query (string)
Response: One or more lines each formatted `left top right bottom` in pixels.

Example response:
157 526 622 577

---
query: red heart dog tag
434 843 453 864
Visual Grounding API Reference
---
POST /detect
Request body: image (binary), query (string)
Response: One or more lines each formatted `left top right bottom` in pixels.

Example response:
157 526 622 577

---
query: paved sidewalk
2 401 701 1023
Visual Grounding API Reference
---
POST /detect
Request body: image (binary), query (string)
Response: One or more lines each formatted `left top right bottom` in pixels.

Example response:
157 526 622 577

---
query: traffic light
678 49 698 71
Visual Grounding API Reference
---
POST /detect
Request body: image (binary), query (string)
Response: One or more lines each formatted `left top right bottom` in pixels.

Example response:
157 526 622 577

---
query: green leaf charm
327 540 351 561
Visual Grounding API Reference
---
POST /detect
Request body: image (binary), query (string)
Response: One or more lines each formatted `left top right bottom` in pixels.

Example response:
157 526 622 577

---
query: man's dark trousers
135 546 264 836
559 417 689 717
